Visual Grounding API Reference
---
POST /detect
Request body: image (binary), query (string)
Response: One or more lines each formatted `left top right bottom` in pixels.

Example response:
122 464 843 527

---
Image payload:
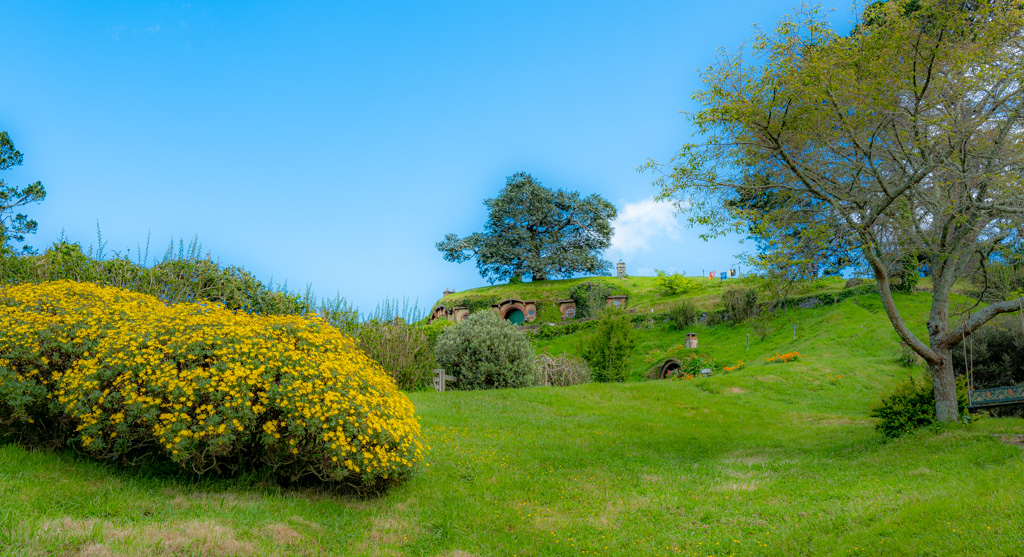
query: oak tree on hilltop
437 172 617 283
646 0 1024 422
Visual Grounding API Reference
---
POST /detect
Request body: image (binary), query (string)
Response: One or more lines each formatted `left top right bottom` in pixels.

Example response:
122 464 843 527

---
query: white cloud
608 197 685 256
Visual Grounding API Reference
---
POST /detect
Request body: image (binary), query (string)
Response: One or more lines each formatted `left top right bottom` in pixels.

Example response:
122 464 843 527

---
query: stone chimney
616 260 626 279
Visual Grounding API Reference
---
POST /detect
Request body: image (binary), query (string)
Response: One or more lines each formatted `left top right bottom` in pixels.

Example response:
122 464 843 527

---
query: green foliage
654 270 698 296
580 311 637 382
870 374 969 438
722 286 758 322
952 314 1024 391
844 277 865 289
0 238 360 333
890 255 920 293
530 319 599 340
357 318 434 391
436 172 617 282
0 131 46 254
419 319 455 349
666 299 699 330
364 296 426 324
870 376 937 438
567 281 624 319
435 311 536 390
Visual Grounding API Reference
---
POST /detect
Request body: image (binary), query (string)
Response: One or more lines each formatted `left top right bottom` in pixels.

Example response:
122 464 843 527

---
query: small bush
654 270 698 296
435 312 536 390
0 281 424 490
870 376 937 438
1 239 361 332
890 255 920 293
580 311 637 382
666 300 699 329
952 314 1024 389
567 281 624 319
844 277 865 289
750 311 776 341
723 286 758 322
357 318 434 391
534 353 591 387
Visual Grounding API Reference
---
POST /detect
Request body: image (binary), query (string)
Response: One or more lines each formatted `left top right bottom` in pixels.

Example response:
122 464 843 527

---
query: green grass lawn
2 293 1023 556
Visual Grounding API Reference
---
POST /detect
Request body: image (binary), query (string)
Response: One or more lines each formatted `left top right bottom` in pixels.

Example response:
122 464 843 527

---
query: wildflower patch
0 280 424 489
765 352 800 364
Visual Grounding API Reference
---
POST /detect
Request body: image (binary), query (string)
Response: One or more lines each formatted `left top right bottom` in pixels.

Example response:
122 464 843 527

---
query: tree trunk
928 346 959 423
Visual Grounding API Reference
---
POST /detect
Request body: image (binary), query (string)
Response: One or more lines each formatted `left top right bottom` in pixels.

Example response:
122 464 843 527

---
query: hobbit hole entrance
505 308 525 325
660 359 681 379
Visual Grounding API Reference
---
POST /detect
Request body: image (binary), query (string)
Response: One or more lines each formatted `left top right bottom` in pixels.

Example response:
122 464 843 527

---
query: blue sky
1 1 857 315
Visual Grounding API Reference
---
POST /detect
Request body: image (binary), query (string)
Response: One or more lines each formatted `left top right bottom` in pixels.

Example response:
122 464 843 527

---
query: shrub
666 300 699 329
0 281 424 490
435 311 536 390
952 313 1024 389
870 376 937 438
567 281 624 319
534 353 591 386
580 310 637 382
870 375 969 438
357 318 434 391
844 277 865 289
722 286 758 322
654 270 698 296
1 239 361 333
890 255 921 293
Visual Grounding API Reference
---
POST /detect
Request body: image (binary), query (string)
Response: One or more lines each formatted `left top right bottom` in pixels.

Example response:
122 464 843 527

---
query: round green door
506 308 525 325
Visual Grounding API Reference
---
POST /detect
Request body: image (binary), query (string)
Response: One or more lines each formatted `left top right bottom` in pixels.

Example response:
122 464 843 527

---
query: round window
565 307 576 318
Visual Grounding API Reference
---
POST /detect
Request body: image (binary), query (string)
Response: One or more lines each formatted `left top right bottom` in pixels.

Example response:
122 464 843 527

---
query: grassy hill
2 287 1022 556
433 275 852 323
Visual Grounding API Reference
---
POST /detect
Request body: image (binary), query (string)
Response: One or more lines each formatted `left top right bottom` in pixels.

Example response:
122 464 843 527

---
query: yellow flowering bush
0 281 424 489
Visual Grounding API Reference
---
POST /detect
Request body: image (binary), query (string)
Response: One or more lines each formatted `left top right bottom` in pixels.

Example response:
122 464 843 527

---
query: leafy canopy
437 172 616 283
645 0 1024 422
0 131 46 254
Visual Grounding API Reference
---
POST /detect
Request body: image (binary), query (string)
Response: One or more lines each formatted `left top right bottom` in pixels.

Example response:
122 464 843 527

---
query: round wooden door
506 308 525 325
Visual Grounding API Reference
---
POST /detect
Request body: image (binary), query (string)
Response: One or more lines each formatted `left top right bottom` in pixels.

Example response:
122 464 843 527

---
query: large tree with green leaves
0 131 46 253
645 0 1024 422
437 172 617 283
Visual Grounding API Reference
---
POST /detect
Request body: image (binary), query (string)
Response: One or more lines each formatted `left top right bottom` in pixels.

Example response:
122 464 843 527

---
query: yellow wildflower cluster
0 281 424 488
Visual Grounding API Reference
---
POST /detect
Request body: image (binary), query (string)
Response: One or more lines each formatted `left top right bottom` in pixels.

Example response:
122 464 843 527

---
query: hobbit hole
660 359 681 379
491 299 537 324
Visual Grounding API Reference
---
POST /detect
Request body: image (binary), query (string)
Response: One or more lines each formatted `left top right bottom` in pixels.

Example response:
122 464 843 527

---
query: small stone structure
430 305 469 323
606 295 628 310
491 299 537 325
685 332 698 349
557 299 577 320
443 288 456 296
617 260 626 279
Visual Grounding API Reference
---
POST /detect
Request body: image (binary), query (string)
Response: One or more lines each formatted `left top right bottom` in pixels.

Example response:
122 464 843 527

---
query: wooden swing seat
968 384 1024 410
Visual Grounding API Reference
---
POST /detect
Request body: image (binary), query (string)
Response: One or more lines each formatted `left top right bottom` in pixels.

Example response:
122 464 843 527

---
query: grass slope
2 293 1023 556
433 275 851 323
